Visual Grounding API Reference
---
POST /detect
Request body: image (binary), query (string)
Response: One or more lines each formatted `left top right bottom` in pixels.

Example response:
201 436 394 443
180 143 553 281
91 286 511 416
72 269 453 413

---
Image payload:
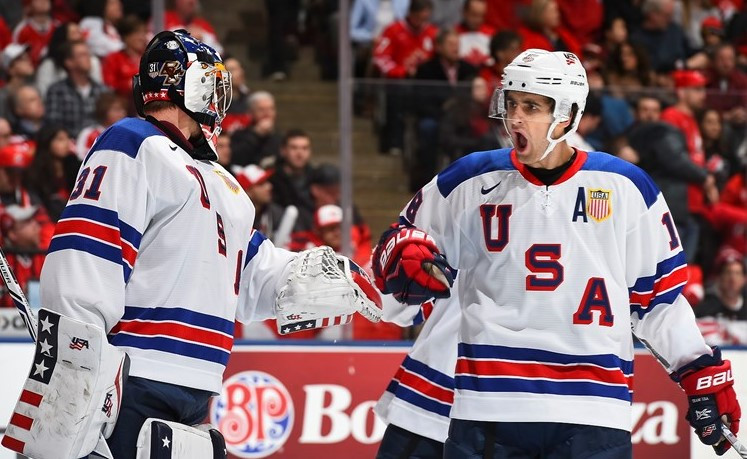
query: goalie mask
133 29 232 160
489 49 588 161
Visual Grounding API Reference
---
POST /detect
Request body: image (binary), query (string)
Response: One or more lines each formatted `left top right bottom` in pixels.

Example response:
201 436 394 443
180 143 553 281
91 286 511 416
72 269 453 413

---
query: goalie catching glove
672 347 741 455
372 224 454 305
275 246 382 335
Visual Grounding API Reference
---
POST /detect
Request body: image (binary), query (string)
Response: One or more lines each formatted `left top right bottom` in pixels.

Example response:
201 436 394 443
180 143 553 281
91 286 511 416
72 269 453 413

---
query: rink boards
0 339 745 458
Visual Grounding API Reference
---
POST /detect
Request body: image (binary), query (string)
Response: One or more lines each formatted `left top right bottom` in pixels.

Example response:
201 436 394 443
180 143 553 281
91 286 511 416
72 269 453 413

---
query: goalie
1 30 381 459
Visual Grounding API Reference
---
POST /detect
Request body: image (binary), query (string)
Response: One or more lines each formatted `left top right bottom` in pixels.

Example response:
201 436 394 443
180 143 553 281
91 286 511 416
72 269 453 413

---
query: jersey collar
510 148 588 186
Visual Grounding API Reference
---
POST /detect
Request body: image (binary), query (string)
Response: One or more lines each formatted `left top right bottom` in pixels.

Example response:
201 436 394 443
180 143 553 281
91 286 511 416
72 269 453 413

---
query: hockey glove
672 347 741 455
372 224 454 305
275 247 383 335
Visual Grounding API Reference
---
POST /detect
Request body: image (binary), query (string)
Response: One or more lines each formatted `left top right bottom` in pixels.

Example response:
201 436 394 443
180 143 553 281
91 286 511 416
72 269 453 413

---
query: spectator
35 22 104 97
44 40 111 137
36 22 103 97
78 0 124 58
517 0 582 58
557 0 604 48
229 91 282 167
439 76 500 160
9 84 44 139
222 57 252 133
604 41 655 101
215 132 233 168
585 71 635 151
630 94 714 264
411 28 477 191
0 204 45 309
603 0 644 32
373 0 438 155
12 0 58 67
700 15 726 55
306 163 373 259
601 16 629 58
350 0 409 78
567 91 603 152
711 167 747 257
695 248 747 345
234 164 286 242
23 125 80 221
672 0 721 50
261 0 299 81
704 43 747 130
629 0 708 76
455 0 495 67
165 0 223 54
0 16 10 50
725 3 747 68
102 14 147 104
269 129 315 225
699 108 734 188
0 139 35 207
75 92 127 160
0 44 34 121
478 30 522 96
484 0 531 32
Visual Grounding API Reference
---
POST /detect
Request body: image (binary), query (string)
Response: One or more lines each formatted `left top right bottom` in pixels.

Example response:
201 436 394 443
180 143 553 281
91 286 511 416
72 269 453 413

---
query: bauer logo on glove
372 225 455 305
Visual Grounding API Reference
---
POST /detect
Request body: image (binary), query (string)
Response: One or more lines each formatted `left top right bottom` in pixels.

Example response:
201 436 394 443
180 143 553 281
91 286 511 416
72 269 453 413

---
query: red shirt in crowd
710 173 747 256
518 25 583 60
557 0 603 48
661 106 707 215
102 50 140 99
455 23 495 67
373 20 438 79
12 17 59 67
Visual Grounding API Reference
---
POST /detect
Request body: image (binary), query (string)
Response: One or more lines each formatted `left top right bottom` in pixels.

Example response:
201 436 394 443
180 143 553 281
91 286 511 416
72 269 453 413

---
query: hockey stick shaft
635 333 746 458
0 247 37 342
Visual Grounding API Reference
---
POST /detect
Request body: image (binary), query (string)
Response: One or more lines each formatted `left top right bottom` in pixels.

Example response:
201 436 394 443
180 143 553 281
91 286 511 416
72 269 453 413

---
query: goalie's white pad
136 419 227 458
275 246 383 335
1 308 128 459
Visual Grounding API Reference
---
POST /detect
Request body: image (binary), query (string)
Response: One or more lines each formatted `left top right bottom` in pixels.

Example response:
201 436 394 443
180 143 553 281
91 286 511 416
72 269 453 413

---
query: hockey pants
444 419 632 459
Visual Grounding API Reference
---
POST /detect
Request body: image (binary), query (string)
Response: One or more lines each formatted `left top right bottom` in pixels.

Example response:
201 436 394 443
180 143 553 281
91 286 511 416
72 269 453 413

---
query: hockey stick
0 247 37 341
635 333 747 458
0 247 115 459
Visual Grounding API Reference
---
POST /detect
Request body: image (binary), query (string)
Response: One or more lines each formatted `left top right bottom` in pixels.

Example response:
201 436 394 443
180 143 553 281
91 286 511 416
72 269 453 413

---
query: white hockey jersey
40 118 295 393
399 148 710 432
375 289 459 443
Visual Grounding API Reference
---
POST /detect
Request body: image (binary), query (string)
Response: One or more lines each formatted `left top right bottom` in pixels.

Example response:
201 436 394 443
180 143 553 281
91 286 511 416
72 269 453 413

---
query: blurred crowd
343 0 747 344
0 0 744 343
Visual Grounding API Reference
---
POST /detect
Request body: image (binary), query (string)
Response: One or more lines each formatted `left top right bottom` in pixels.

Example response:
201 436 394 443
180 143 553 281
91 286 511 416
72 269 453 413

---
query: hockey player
1 30 381 459
374 287 459 458
373 49 741 457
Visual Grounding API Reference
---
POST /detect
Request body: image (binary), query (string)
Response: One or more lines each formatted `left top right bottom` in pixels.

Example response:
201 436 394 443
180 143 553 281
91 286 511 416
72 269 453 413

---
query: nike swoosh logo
169 144 178 151
481 181 502 194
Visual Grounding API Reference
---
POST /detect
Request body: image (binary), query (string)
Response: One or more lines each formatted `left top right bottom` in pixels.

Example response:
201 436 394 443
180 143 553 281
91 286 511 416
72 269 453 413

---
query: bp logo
210 371 294 458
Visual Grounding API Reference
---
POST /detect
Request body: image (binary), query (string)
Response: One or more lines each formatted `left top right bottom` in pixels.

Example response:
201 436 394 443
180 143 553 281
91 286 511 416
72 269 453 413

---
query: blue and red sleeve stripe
629 252 688 318
48 204 142 282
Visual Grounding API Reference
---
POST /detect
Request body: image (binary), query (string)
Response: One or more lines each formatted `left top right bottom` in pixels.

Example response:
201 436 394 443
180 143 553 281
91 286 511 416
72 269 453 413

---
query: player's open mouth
514 132 528 153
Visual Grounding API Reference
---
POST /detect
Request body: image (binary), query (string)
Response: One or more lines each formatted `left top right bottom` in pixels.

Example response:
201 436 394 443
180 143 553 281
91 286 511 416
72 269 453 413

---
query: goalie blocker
1 309 129 459
275 246 383 335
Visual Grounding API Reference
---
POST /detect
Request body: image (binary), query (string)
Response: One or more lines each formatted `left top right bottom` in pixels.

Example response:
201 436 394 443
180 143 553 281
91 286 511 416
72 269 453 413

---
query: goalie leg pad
136 419 227 459
1 308 129 459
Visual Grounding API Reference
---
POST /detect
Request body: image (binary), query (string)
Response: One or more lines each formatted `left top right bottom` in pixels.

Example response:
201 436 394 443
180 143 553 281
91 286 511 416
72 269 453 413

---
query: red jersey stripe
455 359 632 389
111 320 233 352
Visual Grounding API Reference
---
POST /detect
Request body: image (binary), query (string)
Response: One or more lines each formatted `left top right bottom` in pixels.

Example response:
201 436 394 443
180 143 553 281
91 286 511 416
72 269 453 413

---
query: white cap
314 204 342 228
2 43 29 70
232 164 273 189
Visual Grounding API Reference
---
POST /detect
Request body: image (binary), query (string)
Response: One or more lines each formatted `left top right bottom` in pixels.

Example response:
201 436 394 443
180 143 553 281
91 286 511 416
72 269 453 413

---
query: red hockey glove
673 348 741 455
372 224 454 305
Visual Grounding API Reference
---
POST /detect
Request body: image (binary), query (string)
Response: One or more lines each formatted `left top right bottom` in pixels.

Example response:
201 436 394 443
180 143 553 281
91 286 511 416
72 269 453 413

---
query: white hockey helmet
490 48 589 160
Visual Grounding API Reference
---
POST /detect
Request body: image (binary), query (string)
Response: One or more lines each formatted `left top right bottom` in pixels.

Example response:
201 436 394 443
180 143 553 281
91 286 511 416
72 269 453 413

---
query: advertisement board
0 341 744 458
